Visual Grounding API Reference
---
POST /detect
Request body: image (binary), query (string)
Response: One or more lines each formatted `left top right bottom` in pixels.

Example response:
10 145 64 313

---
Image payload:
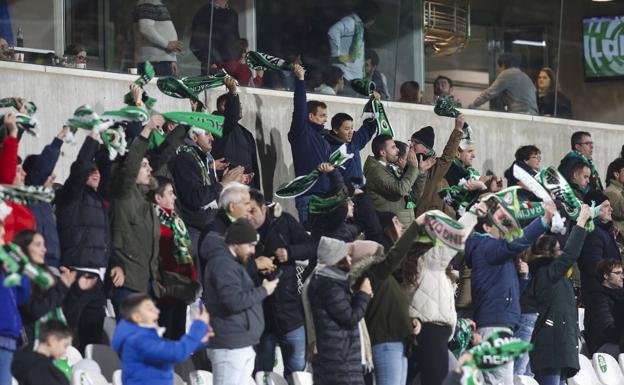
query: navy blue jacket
465 218 547 328
578 219 621 301
325 119 377 185
0 274 30 342
288 79 331 195
25 138 62 267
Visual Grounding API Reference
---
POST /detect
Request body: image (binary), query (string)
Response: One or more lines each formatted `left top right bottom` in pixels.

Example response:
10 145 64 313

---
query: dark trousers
63 280 106 353
157 300 188 340
138 61 174 77
409 323 452 385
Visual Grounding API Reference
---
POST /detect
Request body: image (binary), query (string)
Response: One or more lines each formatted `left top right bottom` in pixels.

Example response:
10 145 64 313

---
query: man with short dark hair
364 49 390 99
314 66 344 96
468 53 538 114
558 131 603 192
433 75 461 107
398 81 421 103
566 160 591 199
584 259 624 357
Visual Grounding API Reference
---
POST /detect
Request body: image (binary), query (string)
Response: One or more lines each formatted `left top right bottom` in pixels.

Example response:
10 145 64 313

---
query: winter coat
324 119 377 184
405 212 478 334
363 156 426 225
110 137 160 293
169 141 222 230
504 160 539 202
537 91 572 119
529 226 587 377
0 274 30 342
307 270 370 385
112 319 208 385
255 208 315 336
288 79 331 196
56 136 112 270
577 219 621 302
415 128 464 217
584 285 624 354
201 234 266 349
25 137 62 267
12 347 69 385
465 218 547 328
211 93 261 189
605 180 624 234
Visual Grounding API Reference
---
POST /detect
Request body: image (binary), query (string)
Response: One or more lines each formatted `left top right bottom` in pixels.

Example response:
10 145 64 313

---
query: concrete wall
1 61 623 216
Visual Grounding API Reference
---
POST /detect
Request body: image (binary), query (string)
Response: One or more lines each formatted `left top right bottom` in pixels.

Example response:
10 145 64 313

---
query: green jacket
110 136 160 293
363 156 426 225
605 180 624 234
529 225 587 377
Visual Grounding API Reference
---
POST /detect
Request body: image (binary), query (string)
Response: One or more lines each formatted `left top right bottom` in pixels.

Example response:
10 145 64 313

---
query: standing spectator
248 190 315 383
363 135 427 225
605 158 624 234
215 39 263 87
536 67 572 119
205 182 251 236
558 131 603 192
464 201 556 385
528 205 589 385
133 0 181 76
190 0 240 75
364 49 390 99
303 236 373 385
149 177 199 340
212 76 260 189
577 190 620 303
314 66 345 96
433 75 461 107
562 160 591 200
584 259 624 357
288 64 331 223
56 132 112 352
328 1 379 82
468 53 538 115
398 81 421 103
201 219 279 385
109 117 162 315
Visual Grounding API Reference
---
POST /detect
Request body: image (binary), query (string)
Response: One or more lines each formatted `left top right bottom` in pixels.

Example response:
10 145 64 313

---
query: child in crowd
111 293 212 385
11 320 72 385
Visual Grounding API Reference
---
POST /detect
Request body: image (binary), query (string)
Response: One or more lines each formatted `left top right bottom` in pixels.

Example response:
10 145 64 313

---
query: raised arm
469 71 510 109
0 113 19 184
545 205 590 281
25 128 67 186
350 118 377 152
223 76 240 138
289 65 308 139
368 218 423 280
323 281 370 328
134 320 208 364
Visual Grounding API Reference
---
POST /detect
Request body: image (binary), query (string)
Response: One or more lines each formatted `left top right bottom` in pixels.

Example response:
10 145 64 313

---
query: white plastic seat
102 316 117 345
12 377 17 385
85 343 121 382
618 353 624 374
71 369 110 385
112 369 122 385
514 375 539 385
567 354 602 385
592 353 624 385
292 371 313 385
173 372 185 385
255 371 288 385
65 345 83 367
189 370 213 385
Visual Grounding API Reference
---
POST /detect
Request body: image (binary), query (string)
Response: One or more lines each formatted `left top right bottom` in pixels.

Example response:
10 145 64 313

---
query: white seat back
255 371 288 385
112 369 122 385
71 370 110 385
173 372 186 385
578 308 585 332
618 353 624 374
292 371 313 385
65 345 83 367
592 353 624 385
190 370 213 385
567 354 602 385
514 375 539 385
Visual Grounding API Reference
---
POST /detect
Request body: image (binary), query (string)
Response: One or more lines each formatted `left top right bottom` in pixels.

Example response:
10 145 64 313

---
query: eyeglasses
530 155 542 160
578 141 594 146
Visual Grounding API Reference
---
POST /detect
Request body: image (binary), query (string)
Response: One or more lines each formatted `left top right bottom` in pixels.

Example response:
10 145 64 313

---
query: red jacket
158 208 197 281
217 60 263 87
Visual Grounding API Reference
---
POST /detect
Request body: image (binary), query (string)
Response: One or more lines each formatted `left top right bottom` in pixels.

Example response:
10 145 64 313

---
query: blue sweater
465 218 547 328
325 119 377 184
112 319 208 385
0 274 30 344
288 79 331 195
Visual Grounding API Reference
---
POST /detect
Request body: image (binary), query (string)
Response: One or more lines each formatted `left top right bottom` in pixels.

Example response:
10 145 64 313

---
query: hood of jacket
325 130 347 146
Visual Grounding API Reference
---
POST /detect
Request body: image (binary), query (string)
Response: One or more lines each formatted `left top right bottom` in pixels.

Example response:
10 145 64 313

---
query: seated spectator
112 293 212 385
584 259 624 357
11 320 72 385
433 75 461 107
504 145 541 200
314 66 344 96
468 53 538 115
133 0 182 76
398 81 421 103
216 39 263 87
536 67 572 119
604 158 624 234
65 44 87 68
558 131 603 192
364 49 390 99
0 36 11 60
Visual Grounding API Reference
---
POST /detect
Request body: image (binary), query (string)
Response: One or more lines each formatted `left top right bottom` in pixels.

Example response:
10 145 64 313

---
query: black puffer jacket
584 284 624 354
256 208 316 335
56 136 111 269
308 272 370 385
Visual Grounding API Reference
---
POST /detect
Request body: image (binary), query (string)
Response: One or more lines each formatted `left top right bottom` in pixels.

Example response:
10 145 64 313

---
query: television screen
582 16 624 80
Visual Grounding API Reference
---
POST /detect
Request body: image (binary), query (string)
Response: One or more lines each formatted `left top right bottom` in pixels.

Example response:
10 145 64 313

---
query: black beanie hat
225 218 258 245
411 126 435 149
583 190 609 206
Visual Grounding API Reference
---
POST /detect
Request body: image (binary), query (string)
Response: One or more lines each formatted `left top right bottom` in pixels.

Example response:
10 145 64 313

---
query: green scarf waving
155 206 193 265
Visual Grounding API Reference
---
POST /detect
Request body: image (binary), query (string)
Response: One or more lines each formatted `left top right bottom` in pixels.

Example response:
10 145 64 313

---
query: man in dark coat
584 259 624 357
303 236 373 385
212 76 260 189
558 131 603 192
247 189 316 380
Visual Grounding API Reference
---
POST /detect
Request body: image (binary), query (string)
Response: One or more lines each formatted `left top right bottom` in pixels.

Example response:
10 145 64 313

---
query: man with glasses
558 131 604 192
584 259 624 357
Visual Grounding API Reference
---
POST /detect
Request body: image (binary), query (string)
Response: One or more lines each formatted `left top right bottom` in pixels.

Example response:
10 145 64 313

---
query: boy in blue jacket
112 293 212 385
464 199 555 385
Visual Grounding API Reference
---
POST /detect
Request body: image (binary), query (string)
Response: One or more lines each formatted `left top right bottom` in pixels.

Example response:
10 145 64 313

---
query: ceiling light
512 39 547 47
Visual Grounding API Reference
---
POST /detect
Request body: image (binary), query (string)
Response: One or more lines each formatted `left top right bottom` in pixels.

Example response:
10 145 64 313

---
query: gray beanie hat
317 236 349 266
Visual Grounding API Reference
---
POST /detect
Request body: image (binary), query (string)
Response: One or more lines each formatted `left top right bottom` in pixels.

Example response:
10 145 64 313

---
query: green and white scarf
100 128 128 161
123 61 157 110
154 205 193 265
162 112 224 138
415 210 473 252
469 330 533 370
176 145 211 186
434 96 461 118
157 69 230 111
276 144 354 198
246 51 295 71
65 105 114 144
0 97 39 138
481 187 524 241
351 78 394 137
308 190 351 214
0 185 54 205
0 243 55 289
565 151 604 191
101 106 149 124
439 159 481 209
